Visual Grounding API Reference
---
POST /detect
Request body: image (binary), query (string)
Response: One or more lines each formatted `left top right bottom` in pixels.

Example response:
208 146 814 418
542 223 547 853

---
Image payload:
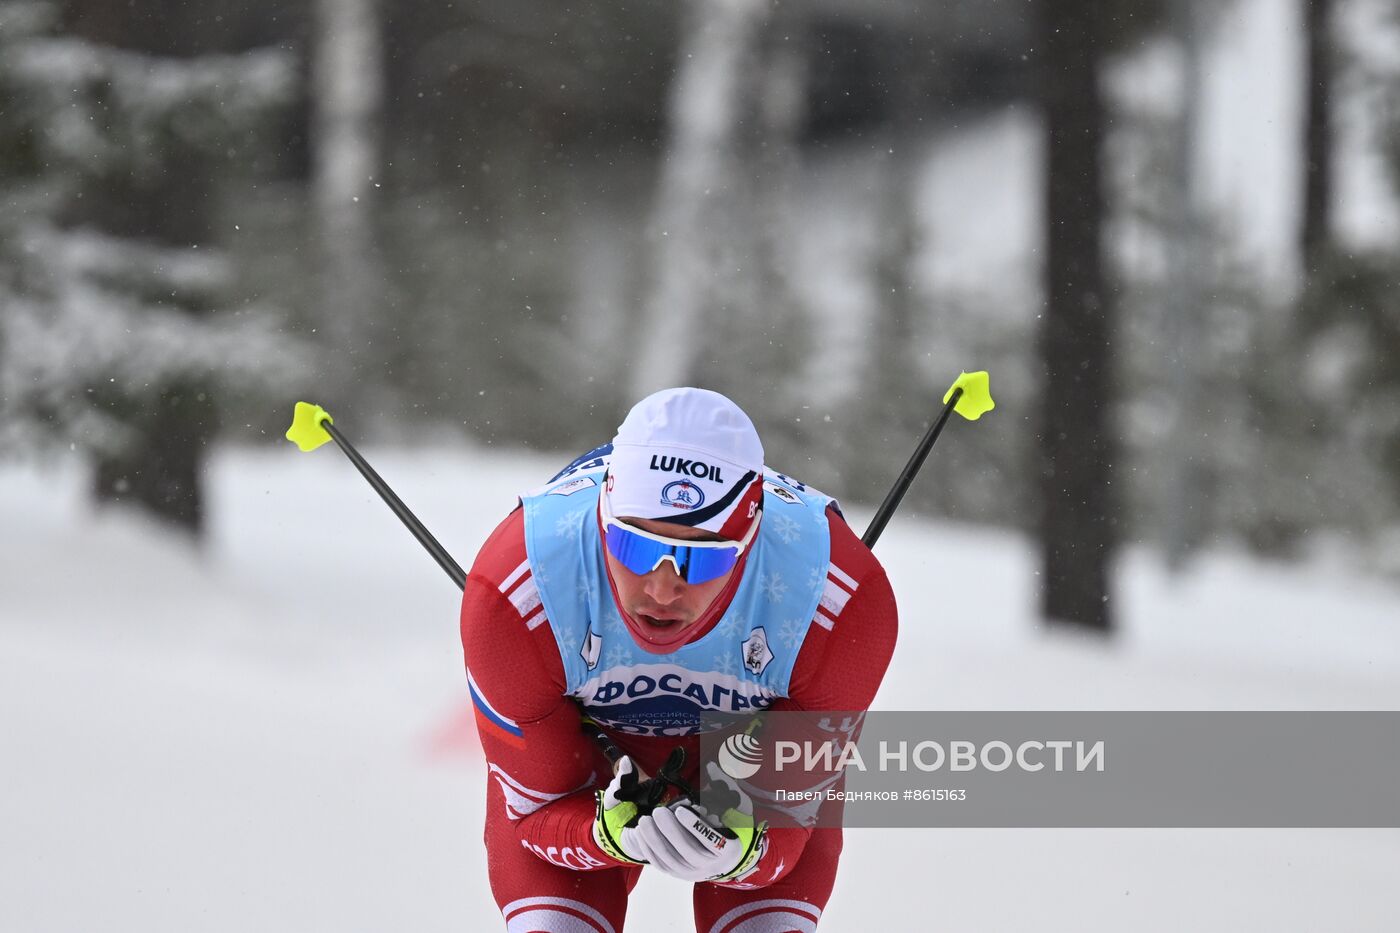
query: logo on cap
660 480 706 510
649 455 725 483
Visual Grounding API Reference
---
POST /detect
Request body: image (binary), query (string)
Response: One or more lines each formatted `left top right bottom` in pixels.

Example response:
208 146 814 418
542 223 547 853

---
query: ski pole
287 371 993 582
286 380 992 768
285 402 466 589
286 404 639 772
861 371 995 549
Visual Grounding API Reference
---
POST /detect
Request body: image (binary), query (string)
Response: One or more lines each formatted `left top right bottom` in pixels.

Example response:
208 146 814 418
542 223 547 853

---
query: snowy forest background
4 2 1400 930
5 0 1400 632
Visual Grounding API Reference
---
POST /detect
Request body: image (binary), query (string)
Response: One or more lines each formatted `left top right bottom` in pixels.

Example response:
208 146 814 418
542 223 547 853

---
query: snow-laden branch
5 39 295 176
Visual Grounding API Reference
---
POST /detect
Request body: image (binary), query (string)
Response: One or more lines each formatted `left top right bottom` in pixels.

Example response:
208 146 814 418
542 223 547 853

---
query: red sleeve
460 507 628 870
786 505 898 710
717 506 899 889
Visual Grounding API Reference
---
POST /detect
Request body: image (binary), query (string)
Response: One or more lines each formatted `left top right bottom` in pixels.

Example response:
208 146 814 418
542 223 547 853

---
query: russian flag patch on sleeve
468 670 526 749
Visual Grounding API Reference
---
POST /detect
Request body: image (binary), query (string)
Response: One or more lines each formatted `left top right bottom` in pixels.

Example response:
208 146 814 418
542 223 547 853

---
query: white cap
607 388 765 540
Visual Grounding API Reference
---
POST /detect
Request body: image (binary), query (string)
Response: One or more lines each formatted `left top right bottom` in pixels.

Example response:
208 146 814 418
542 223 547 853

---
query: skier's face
605 517 735 637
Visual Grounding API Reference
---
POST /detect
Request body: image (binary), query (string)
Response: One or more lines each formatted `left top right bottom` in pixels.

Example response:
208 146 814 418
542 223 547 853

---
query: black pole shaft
861 387 963 549
321 420 467 590
582 718 624 765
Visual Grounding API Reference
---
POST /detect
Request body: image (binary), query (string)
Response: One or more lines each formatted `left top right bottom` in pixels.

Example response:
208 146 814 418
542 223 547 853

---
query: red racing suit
460 501 897 932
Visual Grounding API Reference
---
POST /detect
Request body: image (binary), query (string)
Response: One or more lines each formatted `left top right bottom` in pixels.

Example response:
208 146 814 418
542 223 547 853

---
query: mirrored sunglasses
603 520 745 585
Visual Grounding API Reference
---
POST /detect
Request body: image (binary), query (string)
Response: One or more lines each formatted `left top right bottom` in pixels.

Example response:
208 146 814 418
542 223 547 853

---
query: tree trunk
92 381 218 535
1301 0 1334 274
722 6 811 443
630 0 769 400
68 0 217 539
1036 1 1116 632
312 0 386 400
1161 0 1208 571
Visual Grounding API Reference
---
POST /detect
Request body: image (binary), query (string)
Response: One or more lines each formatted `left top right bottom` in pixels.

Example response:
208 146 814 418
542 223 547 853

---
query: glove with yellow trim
592 756 653 865
628 763 767 883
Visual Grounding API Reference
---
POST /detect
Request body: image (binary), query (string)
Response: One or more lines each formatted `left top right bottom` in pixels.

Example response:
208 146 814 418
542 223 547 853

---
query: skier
460 387 898 932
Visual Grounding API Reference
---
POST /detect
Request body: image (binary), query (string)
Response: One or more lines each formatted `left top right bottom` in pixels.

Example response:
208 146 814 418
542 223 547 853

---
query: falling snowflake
715 650 739 678
807 566 824 593
776 616 807 649
769 513 802 544
759 571 788 604
554 509 586 537
533 565 550 586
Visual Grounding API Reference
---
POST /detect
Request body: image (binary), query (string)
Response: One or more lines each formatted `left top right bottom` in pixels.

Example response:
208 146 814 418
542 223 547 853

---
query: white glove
630 764 767 882
631 801 743 881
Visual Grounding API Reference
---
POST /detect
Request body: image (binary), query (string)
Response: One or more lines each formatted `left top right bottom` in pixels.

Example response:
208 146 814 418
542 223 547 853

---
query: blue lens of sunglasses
604 523 741 585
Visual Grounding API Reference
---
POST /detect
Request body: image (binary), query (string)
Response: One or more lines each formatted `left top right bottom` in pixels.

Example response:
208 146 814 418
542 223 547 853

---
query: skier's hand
591 756 653 865
630 764 767 883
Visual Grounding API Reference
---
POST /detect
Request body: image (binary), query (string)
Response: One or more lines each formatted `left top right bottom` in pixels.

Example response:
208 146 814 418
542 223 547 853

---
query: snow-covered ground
5 1 1400 927
3 444 1397 932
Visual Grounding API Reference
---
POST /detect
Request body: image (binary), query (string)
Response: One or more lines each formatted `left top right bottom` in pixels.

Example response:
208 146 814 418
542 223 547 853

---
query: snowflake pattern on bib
759 571 788 604
770 512 802 544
